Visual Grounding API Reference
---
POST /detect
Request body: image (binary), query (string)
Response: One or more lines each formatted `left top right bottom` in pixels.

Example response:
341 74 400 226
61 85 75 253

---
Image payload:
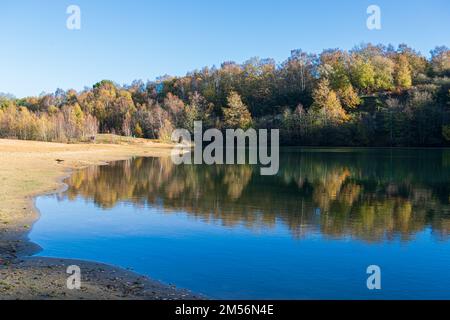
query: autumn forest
1 43 450 146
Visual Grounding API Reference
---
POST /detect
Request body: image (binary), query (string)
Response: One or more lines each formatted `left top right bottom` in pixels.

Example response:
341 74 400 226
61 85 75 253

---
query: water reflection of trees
64 150 450 242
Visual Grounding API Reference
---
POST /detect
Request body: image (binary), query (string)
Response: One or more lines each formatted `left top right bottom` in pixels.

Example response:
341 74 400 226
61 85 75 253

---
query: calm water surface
31 149 450 299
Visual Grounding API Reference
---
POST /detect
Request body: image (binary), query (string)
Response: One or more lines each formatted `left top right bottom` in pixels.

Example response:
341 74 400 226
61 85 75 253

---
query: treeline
0 102 98 142
1 43 450 146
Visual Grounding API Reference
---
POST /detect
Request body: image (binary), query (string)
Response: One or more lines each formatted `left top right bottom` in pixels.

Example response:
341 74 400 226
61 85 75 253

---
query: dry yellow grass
0 137 173 229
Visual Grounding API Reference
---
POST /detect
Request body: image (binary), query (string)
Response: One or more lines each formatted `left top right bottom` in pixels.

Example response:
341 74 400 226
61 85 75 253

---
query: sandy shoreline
0 137 201 300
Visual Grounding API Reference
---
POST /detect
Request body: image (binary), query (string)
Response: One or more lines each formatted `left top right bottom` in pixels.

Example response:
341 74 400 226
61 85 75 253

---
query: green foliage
395 54 413 89
223 91 253 129
371 55 395 90
443 125 450 142
1 43 449 146
311 79 349 124
351 57 375 92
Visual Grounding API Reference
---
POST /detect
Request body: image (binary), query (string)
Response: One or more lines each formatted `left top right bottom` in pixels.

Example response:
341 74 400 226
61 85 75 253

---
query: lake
30 148 450 299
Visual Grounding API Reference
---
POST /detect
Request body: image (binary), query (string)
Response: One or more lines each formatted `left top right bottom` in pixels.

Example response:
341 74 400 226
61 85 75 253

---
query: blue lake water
30 149 450 299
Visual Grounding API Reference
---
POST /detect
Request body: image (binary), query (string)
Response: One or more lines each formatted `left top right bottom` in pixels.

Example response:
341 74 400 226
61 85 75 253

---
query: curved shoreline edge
0 138 202 300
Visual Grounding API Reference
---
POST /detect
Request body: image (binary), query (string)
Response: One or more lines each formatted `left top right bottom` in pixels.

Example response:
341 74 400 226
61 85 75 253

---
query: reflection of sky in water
30 150 450 299
31 198 450 299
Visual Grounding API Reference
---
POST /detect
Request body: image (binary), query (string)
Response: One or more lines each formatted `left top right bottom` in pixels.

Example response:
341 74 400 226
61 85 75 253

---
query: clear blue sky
1 0 449 98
